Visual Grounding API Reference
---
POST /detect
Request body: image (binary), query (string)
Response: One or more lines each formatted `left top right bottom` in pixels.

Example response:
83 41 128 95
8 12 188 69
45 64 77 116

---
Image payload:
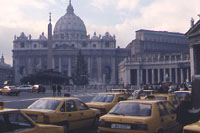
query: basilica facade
12 1 130 84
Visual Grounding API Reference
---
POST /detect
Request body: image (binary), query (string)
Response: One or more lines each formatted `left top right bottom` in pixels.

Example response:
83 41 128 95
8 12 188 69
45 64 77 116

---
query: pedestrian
176 93 200 127
57 84 62 96
52 84 56 97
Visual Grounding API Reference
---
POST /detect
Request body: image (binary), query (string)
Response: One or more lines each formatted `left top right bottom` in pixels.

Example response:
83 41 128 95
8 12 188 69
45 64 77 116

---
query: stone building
12 1 131 84
0 55 12 85
186 18 200 107
119 30 190 88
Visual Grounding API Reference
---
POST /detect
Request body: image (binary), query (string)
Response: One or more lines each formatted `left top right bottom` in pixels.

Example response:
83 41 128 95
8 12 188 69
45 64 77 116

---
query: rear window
91 94 115 103
28 99 60 110
109 102 152 116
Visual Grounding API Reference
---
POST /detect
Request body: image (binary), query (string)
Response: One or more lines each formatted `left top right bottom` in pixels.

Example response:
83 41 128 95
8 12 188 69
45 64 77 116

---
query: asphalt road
1 89 104 133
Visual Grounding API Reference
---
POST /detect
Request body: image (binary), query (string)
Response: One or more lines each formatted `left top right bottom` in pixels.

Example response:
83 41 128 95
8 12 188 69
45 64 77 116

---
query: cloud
86 0 200 48
88 0 115 10
117 0 139 10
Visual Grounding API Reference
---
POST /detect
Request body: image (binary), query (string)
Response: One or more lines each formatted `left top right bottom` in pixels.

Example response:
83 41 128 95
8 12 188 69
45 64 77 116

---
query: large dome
53 1 87 40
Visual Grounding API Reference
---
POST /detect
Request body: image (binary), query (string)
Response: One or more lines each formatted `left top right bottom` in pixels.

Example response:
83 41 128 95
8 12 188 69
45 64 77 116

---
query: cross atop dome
67 0 74 14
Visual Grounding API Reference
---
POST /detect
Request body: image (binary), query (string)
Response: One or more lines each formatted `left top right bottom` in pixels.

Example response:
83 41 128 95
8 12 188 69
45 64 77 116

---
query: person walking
57 85 62 96
52 84 57 97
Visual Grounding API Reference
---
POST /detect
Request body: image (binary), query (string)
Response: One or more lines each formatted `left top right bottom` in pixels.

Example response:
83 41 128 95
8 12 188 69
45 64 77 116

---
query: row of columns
126 67 191 87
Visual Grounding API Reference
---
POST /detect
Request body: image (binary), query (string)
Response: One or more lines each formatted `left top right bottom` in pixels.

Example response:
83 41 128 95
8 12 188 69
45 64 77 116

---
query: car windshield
109 102 152 116
28 99 60 110
91 94 115 103
175 92 189 99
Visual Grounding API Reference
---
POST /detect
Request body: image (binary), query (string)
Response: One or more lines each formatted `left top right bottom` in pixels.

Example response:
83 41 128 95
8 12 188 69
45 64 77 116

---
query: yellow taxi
183 120 200 133
22 97 100 132
0 102 64 133
111 89 132 98
86 92 127 115
174 91 191 102
147 93 180 108
98 100 181 133
0 86 20 96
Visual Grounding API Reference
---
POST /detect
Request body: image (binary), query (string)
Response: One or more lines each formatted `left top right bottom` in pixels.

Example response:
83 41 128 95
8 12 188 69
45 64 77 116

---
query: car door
59 100 81 130
163 101 179 131
157 102 171 132
75 100 94 127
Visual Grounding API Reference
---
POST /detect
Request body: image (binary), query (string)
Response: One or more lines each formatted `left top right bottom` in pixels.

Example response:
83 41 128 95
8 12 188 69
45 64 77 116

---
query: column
52 57 55 69
126 69 131 86
14 58 20 83
181 68 184 83
137 69 140 87
164 68 166 82
68 57 71 77
59 57 62 72
169 68 172 82
111 58 116 84
158 69 160 83
146 69 148 84
28 57 32 75
97 57 102 83
187 68 189 82
175 68 178 83
152 69 154 84
140 69 143 85
88 57 91 77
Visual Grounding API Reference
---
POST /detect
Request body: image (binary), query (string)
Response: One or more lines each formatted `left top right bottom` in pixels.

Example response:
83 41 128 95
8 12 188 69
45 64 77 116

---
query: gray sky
0 0 199 65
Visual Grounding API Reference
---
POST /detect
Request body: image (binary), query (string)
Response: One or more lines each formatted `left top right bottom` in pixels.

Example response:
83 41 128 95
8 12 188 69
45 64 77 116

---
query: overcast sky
0 0 199 65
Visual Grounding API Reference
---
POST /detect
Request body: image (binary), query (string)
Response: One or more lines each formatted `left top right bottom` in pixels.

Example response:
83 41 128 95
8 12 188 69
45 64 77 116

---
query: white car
17 85 33 92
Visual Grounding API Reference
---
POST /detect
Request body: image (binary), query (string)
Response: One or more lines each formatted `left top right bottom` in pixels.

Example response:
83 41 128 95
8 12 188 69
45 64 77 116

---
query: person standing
57 85 62 96
176 93 200 128
52 84 56 97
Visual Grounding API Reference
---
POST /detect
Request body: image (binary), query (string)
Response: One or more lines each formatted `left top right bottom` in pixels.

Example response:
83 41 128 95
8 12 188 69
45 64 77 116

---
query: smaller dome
102 32 114 40
91 32 100 40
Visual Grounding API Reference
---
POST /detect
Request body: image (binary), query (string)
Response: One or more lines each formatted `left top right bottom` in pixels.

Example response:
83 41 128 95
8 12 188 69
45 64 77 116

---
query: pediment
54 44 76 50
186 20 200 38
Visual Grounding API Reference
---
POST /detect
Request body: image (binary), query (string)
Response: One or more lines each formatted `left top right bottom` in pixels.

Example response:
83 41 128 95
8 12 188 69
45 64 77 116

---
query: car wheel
63 124 69 133
93 115 99 128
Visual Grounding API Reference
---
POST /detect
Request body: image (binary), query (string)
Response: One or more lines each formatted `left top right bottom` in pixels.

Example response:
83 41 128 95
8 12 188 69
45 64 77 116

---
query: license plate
111 123 131 129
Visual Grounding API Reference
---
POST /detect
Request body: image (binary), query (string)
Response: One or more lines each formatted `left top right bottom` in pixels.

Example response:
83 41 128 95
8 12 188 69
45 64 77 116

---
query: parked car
17 85 33 92
0 86 20 96
0 106 64 133
86 92 127 115
98 100 181 133
22 97 100 133
32 84 46 93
